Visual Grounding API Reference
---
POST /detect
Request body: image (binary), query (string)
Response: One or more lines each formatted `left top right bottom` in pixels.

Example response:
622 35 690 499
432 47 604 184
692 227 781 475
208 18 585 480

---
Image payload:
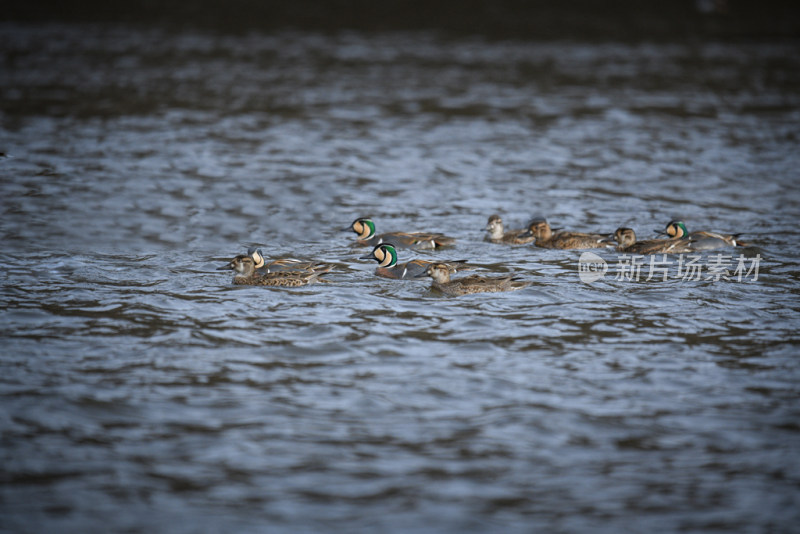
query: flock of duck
217 216 749 296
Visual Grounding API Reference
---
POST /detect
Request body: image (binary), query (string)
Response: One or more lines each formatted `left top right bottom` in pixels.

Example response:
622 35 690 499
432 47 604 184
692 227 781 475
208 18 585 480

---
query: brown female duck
415 263 530 296
522 219 609 249
218 255 331 286
484 214 536 245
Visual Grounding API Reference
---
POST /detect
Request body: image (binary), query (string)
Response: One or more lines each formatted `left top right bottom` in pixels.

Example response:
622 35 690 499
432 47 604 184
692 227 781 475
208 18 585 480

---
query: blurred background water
2 3 800 532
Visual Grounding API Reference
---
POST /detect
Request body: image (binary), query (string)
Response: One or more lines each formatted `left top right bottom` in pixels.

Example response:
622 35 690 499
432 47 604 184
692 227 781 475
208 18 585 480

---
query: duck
217 255 331 286
613 227 692 255
359 243 471 280
247 247 332 274
344 218 456 249
415 263 531 296
663 220 749 250
484 214 536 245
522 219 609 249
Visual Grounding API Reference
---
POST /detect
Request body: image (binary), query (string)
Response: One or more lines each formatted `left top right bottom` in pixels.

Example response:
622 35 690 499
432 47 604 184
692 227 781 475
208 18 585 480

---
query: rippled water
2 23 800 532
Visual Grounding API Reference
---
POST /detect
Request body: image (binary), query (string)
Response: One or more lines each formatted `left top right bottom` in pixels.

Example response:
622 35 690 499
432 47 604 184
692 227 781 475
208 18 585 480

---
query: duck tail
313 263 335 274
309 270 333 284
509 277 532 290
450 260 474 271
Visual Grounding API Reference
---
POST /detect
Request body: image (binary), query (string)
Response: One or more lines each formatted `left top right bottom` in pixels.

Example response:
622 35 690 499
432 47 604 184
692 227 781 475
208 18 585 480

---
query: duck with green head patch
663 220 749 251
484 214 537 245
415 262 531 296
344 217 456 249
521 218 610 249
217 255 331 286
612 227 692 255
360 243 471 280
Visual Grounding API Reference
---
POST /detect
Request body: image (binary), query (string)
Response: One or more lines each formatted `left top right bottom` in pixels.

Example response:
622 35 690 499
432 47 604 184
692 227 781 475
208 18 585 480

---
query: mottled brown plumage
416 263 531 296
523 219 609 249
218 255 331 286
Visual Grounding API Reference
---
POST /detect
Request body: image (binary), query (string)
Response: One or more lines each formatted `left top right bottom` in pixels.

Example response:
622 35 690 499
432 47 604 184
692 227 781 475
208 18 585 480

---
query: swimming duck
522 219 609 249
663 220 748 250
217 255 331 286
344 218 456 249
613 227 692 255
247 247 332 273
359 243 471 280
415 263 531 296
484 214 536 245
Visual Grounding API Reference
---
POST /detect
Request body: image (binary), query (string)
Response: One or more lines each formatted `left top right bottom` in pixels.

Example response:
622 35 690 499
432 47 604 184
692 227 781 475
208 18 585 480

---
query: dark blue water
1 23 799 533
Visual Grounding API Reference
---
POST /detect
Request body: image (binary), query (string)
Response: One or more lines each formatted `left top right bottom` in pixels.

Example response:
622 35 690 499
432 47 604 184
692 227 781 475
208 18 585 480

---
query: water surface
1 24 800 532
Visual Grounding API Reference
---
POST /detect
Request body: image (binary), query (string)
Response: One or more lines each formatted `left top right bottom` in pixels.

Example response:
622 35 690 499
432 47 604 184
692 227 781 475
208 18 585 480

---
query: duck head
520 218 551 241
613 227 636 248
359 243 398 268
345 218 376 240
247 247 266 269
415 262 452 283
217 255 257 277
485 214 504 239
665 220 689 239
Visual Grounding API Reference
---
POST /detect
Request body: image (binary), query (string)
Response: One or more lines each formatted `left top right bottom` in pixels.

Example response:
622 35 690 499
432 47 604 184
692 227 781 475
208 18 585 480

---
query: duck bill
216 264 232 271
413 271 430 278
519 230 533 238
358 253 375 260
